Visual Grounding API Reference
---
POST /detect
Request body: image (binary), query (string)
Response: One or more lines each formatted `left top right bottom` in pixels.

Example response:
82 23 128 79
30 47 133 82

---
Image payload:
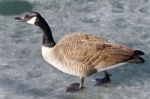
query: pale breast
42 46 62 70
41 46 93 77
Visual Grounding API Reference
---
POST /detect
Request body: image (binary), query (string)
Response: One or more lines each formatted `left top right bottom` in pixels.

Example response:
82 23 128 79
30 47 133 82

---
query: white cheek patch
27 17 37 25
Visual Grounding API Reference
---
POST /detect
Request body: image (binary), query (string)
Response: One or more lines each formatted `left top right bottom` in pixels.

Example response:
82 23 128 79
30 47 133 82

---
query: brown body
42 33 142 78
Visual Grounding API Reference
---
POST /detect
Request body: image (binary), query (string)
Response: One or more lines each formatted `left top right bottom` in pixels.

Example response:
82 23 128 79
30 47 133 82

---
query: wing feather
55 33 134 69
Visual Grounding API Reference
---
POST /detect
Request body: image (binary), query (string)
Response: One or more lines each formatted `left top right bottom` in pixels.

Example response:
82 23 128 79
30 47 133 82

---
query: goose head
15 12 56 47
15 12 43 26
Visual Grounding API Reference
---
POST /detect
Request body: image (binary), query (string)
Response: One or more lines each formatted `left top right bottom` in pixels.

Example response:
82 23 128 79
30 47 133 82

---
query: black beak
15 16 26 22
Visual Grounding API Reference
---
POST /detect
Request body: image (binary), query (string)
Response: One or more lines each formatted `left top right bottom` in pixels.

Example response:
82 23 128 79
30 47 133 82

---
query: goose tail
129 50 145 63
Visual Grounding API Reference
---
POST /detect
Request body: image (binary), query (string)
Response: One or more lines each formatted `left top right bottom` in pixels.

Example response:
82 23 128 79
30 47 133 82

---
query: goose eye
25 14 32 18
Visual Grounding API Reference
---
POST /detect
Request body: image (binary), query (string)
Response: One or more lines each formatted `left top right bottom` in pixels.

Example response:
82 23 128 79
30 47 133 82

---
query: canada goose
15 12 145 92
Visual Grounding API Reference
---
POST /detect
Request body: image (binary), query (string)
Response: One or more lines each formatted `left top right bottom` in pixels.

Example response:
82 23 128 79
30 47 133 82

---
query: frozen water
0 0 150 99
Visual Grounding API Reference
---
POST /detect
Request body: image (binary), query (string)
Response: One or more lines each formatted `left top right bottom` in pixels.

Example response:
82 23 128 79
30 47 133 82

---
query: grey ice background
0 0 149 99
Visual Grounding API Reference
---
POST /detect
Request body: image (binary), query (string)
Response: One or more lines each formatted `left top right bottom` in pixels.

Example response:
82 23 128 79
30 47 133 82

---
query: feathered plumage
15 12 145 92
42 33 144 77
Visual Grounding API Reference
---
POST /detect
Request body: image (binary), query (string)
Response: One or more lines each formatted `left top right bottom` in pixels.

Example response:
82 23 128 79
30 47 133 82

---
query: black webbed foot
66 83 84 92
95 72 111 87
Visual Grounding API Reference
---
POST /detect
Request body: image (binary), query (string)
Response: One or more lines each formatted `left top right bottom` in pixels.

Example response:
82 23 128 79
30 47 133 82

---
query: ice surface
0 0 150 99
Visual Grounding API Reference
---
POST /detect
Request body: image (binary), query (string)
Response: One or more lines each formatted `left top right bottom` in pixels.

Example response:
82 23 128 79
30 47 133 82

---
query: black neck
38 17 55 47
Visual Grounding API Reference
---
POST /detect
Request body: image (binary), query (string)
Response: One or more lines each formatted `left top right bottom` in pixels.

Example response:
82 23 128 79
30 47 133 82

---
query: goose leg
66 77 84 92
95 71 111 86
